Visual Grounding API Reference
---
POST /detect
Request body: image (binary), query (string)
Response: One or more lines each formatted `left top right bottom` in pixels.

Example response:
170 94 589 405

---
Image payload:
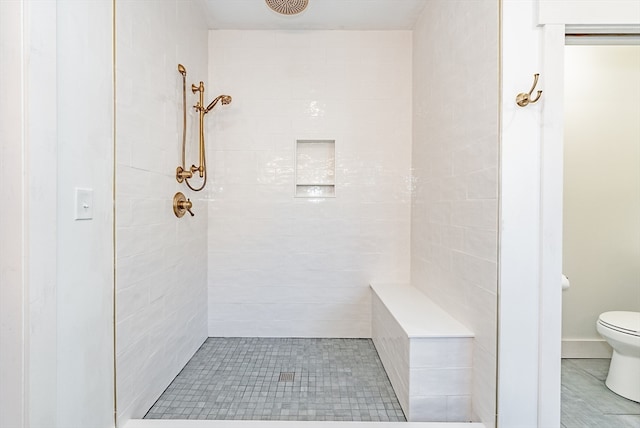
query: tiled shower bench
370 283 474 422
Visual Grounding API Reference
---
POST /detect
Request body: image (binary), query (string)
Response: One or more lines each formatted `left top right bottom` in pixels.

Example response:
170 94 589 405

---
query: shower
175 63 232 192
265 0 309 15
203 94 232 114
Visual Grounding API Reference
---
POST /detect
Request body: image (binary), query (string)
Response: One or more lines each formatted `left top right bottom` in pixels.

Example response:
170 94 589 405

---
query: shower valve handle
173 192 195 218
183 199 194 217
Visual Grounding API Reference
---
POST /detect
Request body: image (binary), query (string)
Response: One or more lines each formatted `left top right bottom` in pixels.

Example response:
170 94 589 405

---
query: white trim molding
539 1 640 25
562 340 613 359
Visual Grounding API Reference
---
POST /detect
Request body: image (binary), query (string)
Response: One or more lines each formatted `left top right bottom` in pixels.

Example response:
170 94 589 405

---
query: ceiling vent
265 0 309 16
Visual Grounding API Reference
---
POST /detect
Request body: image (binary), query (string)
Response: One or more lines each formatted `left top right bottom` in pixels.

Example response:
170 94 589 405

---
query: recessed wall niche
295 139 335 198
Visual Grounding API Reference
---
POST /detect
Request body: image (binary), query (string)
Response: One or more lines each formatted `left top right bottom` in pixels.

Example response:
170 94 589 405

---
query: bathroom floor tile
562 358 640 427
144 338 405 422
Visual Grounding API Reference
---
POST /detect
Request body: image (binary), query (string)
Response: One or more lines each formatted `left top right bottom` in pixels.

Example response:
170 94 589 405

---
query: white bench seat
370 283 475 422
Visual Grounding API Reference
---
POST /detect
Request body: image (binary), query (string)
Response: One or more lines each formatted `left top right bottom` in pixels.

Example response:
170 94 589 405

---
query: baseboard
562 339 612 358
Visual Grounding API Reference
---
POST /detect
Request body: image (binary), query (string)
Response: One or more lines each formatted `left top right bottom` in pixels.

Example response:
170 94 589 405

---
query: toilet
596 311 640 402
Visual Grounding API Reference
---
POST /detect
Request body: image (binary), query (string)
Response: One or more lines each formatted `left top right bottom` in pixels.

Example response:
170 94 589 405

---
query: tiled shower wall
207 31 412 337
411 2 499 427
115 1 209 424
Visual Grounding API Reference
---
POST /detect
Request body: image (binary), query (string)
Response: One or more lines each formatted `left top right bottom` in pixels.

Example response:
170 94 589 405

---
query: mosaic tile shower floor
144 338 406 422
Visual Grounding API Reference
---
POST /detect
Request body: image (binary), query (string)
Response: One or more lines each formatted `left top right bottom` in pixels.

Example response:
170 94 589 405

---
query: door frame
498 1 640 427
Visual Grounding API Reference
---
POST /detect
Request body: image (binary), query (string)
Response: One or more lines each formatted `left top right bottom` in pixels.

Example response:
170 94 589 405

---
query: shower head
265 0 309 16
204 94 232 114
178 63 186 76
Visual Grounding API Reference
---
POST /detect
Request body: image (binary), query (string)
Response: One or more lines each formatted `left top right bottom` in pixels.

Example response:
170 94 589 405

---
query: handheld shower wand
175 64 232 191
204 94 232 114
191 82 233 179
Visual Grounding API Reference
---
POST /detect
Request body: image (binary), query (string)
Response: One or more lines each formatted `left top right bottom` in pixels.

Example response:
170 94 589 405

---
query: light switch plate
75 188 93 220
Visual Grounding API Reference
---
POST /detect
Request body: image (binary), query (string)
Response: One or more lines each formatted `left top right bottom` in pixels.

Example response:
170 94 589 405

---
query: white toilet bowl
596 311 640 402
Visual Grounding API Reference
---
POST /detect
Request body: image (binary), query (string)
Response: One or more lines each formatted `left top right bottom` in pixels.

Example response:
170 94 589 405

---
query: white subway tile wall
115 1 209 424
370 284 473 421
411 2 499 427
206 31 413 337
372 293 411 412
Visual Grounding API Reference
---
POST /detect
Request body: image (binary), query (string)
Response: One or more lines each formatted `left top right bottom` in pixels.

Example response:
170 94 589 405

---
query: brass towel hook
516 73 543 107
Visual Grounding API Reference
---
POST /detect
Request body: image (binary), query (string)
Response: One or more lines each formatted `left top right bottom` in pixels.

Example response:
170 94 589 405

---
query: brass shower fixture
173 192 194 218
175 64 232 191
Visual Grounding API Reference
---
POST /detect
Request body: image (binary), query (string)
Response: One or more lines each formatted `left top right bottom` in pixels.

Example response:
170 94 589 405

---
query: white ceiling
202 0 428 30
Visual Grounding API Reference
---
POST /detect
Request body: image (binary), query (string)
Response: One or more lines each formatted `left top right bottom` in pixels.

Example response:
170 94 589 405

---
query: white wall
2 1 116 427
411 1 499 426
562 45 640 352
115 0 210 424
25 1 59 425
0 1 26 426
499 0 548 424
56 0 115 426
207 30 412 337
